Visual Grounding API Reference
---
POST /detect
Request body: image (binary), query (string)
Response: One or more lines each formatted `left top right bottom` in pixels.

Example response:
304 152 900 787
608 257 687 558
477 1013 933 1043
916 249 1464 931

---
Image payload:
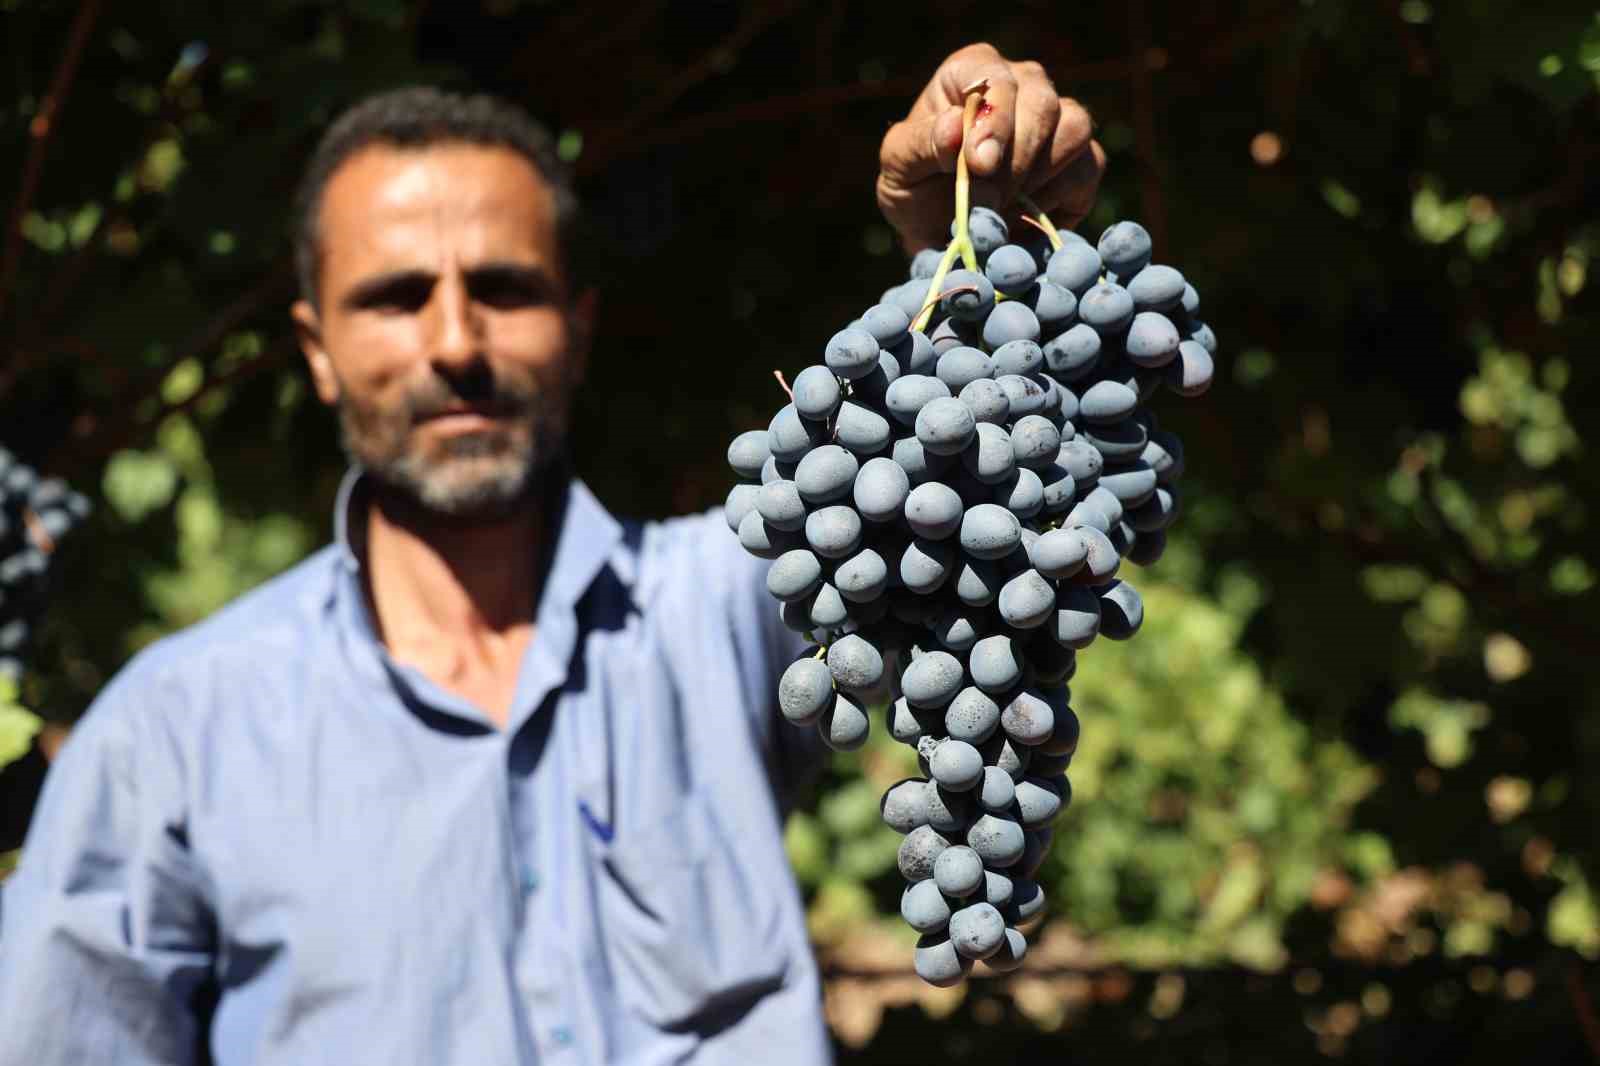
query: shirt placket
505 593 601 1064
337 472 624 1064
506 733 579 1062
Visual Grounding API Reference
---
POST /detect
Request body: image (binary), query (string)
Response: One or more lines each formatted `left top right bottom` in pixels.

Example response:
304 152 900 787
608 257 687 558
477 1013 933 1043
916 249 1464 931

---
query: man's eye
470 272 551 310
361 278 433 313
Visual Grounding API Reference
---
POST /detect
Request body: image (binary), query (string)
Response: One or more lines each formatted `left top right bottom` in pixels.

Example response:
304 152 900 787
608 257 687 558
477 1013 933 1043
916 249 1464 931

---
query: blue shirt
0 472 830 1065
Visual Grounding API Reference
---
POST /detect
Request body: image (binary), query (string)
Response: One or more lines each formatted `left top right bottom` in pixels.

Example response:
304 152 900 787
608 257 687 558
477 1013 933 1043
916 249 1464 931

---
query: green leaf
1549 871 1600 959
0 702 41 771
102 449 179 523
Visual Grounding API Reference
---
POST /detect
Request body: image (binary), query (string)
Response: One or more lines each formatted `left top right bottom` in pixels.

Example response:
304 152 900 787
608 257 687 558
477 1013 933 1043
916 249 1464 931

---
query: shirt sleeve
0 665 217 1065
702 509 829 814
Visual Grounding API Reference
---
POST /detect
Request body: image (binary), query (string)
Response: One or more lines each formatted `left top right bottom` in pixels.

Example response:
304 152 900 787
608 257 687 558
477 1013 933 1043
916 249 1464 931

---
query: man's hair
292 86 582 307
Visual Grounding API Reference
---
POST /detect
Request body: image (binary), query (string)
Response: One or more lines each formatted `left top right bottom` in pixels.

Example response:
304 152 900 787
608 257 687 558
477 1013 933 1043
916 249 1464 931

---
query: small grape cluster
0 449 91 682
724 205 1215 984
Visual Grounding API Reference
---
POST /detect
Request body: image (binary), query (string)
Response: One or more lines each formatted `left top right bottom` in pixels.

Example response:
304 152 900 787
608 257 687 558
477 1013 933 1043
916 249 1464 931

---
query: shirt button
521 866 540 893
550 1025 574 1048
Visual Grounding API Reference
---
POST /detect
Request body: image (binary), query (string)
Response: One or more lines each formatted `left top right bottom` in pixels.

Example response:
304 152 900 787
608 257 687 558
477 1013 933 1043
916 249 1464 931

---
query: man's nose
428 271 484 369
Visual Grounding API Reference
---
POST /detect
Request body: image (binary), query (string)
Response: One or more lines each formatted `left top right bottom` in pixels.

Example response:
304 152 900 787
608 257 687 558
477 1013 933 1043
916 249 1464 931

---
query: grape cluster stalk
0 449 91 683
724 82 1216 985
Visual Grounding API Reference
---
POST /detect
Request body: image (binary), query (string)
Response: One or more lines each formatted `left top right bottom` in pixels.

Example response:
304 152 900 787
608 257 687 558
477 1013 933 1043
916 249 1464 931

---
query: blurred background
1 0 1597 1061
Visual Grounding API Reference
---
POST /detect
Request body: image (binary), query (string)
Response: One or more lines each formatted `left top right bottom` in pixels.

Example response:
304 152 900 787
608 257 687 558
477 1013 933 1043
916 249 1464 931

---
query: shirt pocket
590 786 791 1030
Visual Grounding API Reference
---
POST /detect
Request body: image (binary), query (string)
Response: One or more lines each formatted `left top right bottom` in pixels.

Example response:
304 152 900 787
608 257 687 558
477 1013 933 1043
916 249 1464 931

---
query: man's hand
878 43 1106 254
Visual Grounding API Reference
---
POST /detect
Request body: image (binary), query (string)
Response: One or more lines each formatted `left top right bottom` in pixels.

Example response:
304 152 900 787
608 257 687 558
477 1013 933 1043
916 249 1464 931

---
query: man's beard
336 360 572 522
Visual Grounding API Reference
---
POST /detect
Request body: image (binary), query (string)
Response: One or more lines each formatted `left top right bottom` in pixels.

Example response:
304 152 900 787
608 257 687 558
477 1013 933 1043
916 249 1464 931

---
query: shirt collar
326 467 630 722
536 476 627 617
329 465 626 598
332 465 365 574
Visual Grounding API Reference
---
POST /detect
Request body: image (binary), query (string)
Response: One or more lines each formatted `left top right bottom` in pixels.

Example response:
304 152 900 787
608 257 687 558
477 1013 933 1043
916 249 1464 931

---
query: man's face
293 143 591 519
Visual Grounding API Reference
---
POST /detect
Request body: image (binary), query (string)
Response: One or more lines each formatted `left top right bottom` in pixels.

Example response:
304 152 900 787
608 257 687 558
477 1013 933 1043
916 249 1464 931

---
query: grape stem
951 83 986 274
909 283 981 326
772 369 795 402
911 79 988 334
911 245 962 335
1019 196 1064 252
20 506 55 555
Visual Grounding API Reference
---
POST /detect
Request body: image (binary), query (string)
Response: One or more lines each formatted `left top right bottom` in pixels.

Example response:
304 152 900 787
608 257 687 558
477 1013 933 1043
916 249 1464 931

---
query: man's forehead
319 142 557 252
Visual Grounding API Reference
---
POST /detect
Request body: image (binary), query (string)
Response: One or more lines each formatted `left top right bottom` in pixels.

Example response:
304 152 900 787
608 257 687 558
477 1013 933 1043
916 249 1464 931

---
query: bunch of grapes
0 448 91 682
724 83 1215 986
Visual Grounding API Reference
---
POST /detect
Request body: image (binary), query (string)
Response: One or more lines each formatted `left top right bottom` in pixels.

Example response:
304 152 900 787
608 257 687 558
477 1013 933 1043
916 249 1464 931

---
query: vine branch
584 0 800 164
45 264 293 470
0 0 104 335
1127 0 1168 253
1570 961 1600 1063
580 12 1295 177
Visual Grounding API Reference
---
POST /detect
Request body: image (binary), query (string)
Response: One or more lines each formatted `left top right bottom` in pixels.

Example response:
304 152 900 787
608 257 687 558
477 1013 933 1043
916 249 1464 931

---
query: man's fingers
1027 139 1107 227
928 42 1006 108
891 124 1103 250
877 172 955 254
1031 98 1095 191
879 44 1108 251
1014 100 1097 214
876 103 962 251
957 119 1104 240
882 42 1022 193
878 106 964 190
963 65 1019 178
1001 63 1062 203
921 43 1022 179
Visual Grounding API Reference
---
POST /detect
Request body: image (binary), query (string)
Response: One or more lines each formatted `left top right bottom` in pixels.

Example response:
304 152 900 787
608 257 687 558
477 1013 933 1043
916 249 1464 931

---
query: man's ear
568 287 599 386
291 299 340 406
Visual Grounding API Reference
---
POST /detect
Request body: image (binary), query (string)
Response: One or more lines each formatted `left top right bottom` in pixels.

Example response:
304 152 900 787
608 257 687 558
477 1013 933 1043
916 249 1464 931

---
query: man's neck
360 484 549 726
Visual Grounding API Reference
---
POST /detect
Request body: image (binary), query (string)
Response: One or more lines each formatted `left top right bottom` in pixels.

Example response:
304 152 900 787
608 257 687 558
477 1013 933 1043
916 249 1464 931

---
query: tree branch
581 0 802 165
0 212 113 395
1571 960 1600 1063
1127 0 1168 253
582 77 920 175
124 265 293 402
579 13 1298 176
65 340 289 472
564 2 670 65
49 263 294 469
0 0 104 334
1384 0 1434 76
405 0 431 34
1282 486 1600 659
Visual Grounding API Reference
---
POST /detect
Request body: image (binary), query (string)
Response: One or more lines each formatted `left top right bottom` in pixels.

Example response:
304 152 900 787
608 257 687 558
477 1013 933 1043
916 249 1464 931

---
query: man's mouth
417 401 512 423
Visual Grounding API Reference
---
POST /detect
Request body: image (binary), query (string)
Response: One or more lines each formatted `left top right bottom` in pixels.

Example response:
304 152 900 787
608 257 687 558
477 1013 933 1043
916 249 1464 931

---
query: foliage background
2 0 1598 1061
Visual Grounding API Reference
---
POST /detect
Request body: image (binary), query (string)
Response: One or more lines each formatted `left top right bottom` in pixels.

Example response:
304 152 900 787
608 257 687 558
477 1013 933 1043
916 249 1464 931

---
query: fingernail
975 139 1003 171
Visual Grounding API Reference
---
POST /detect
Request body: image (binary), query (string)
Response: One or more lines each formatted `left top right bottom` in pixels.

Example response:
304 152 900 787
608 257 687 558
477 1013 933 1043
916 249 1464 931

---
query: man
0 43 1101 1065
